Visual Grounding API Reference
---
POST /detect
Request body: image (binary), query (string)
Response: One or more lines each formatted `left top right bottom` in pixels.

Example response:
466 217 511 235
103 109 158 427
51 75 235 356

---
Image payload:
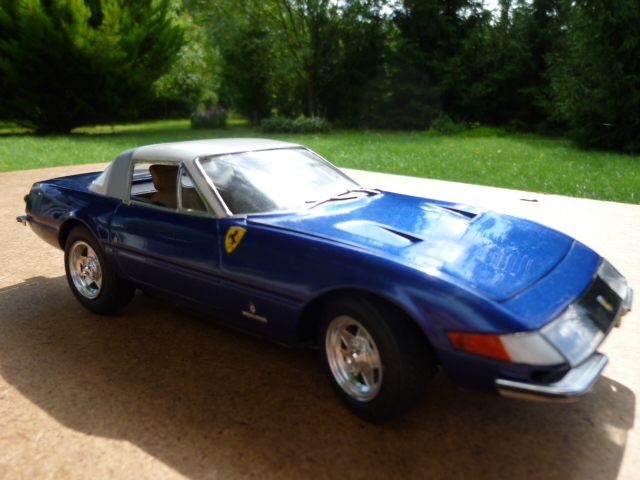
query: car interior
129 163 208 213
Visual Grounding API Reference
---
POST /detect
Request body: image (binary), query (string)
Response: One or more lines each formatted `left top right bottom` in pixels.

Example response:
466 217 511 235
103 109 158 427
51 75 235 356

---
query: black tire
318 296 436 423
64 226 136 314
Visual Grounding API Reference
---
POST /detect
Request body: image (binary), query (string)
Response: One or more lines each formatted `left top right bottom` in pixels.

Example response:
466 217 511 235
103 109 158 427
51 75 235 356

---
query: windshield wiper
336 187 381 196
305 187 381 210
305 193 359 209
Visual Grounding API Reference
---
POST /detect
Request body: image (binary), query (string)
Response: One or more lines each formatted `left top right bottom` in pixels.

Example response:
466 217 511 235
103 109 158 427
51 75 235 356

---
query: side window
129 162 178 209
129 162 209 214
179 168 208 213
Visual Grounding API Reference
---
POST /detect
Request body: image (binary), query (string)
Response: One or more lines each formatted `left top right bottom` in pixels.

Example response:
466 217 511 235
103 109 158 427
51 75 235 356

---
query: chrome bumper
495 352 608 402
16 215 29 226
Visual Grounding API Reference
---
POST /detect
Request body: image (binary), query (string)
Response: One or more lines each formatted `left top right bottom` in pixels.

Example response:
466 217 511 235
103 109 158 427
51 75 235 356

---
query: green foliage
426 115 506 137
456 126 507 138
393 0 488 113
261 117 331 134
360 59 443 130
430 114 466 135
358 0 492 130
319 1 388 126
1 0 637 155
190 108 228 129
467 0 567 128
0 0 185 133
150 8 219 119
195 0 388 124
215 20 275 124
548 0 640 151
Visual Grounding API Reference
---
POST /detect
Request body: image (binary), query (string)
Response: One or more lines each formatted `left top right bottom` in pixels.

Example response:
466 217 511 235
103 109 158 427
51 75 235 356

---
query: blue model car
18 138 633 422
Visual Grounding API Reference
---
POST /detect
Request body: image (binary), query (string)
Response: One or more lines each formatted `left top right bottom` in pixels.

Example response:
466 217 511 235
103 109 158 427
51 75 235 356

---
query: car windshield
198 148 359 214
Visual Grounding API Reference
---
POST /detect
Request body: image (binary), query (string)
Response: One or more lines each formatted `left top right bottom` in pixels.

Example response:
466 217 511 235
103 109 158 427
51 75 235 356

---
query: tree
321 0 388 126
0 0 184 133
449 0 567 129
549 0 640 151
150 8 219 119
357 0 488 129
196 0 389 122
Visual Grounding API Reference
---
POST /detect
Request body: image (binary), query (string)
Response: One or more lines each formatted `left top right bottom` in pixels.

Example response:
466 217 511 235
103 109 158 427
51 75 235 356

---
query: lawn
1 119 638 205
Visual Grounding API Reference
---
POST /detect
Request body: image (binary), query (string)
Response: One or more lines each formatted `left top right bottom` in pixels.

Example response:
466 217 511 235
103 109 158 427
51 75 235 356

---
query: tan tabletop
1 164 638 480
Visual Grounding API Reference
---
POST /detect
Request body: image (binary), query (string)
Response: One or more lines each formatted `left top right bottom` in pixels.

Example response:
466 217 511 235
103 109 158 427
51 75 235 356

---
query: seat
149 165 179 208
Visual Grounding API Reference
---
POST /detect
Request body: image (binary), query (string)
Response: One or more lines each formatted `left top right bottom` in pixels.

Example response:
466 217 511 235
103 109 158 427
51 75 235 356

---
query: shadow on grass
0 274 635 480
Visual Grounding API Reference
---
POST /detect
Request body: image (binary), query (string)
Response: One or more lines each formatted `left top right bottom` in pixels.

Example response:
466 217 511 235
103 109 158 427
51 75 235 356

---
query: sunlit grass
1 120 638 204
305 131 640 204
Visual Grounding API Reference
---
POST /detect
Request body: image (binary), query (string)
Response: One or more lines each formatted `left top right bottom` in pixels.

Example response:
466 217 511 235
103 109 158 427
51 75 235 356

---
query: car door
110 163 224 309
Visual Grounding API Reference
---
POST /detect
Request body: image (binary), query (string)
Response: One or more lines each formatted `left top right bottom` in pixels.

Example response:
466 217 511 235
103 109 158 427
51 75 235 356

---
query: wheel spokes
326 315 383 401
69 241 102 299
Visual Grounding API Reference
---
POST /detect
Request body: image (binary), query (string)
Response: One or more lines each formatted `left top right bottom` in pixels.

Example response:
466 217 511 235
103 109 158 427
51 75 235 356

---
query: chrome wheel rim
69 241 102 299
325 315 382 401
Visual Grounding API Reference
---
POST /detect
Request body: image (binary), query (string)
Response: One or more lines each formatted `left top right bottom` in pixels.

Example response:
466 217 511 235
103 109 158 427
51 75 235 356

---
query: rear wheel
64 226 135 314
318 296 435 423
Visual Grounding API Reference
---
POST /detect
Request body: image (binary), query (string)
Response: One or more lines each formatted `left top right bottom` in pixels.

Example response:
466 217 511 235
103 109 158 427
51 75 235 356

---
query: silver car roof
132 138 300 163
89 138 301 199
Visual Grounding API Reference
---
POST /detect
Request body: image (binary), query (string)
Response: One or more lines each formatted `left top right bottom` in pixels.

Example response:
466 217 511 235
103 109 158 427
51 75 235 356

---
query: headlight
448 258 630 368
598 258 629 301
541 305 604 367
541 258 629 367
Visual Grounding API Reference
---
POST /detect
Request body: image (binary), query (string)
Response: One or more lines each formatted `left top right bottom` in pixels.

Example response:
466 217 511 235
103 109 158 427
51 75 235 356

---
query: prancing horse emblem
225 227 246 254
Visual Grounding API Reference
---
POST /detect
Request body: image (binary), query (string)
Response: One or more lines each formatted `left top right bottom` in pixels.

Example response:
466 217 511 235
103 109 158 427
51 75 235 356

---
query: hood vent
377 225 424 244
438 205 478 220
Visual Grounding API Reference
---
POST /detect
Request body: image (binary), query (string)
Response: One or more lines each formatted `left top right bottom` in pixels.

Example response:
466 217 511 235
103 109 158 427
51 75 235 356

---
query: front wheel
318 296 436 423
64 226 135 314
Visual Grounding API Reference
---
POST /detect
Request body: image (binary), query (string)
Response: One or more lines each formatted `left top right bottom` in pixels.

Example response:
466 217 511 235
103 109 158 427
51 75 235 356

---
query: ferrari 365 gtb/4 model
18 138 633 422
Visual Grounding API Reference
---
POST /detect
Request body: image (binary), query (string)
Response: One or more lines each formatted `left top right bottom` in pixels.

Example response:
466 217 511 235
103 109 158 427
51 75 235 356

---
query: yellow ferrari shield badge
225 227 246 254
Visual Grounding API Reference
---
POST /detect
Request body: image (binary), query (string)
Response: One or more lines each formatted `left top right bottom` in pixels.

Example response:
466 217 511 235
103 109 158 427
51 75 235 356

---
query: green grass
1 119 638 204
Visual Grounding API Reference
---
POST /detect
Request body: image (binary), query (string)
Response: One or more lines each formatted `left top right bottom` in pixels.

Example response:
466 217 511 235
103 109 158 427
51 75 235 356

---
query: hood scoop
336 221 423 248
437 205 478 220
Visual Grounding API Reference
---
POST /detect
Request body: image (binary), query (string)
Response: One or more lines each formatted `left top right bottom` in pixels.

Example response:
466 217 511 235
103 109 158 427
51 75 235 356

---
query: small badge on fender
225 226 246 253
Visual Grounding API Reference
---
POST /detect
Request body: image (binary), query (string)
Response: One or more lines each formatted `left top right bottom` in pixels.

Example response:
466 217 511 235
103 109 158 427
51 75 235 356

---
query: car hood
249 192 573 301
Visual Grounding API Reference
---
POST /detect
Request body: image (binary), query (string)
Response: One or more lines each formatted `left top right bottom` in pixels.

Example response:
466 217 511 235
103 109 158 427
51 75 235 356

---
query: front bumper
496 284 632 402
495 352 609 402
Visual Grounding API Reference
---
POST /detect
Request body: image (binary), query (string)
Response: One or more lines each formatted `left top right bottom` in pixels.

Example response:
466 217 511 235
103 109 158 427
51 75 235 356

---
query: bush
425 115 505 137
295 117 332 133
190 109 228 129
456 126 506 138
430 114 467 135
261 117 297 133
261 117 331 134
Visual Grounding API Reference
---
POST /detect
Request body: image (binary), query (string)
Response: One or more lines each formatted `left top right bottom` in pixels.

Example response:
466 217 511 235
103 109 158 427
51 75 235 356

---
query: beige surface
1 164 638 480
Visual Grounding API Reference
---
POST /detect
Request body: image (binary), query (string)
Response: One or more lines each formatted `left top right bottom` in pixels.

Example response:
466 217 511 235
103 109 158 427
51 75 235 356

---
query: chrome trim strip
495 352 608 402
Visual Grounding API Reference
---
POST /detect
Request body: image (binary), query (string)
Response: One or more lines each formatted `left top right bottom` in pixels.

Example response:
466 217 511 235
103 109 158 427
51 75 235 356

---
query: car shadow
0 275 635 480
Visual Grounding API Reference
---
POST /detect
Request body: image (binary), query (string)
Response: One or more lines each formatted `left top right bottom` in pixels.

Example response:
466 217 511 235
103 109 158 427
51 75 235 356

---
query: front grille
575 276 623 334
541 268 626 367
